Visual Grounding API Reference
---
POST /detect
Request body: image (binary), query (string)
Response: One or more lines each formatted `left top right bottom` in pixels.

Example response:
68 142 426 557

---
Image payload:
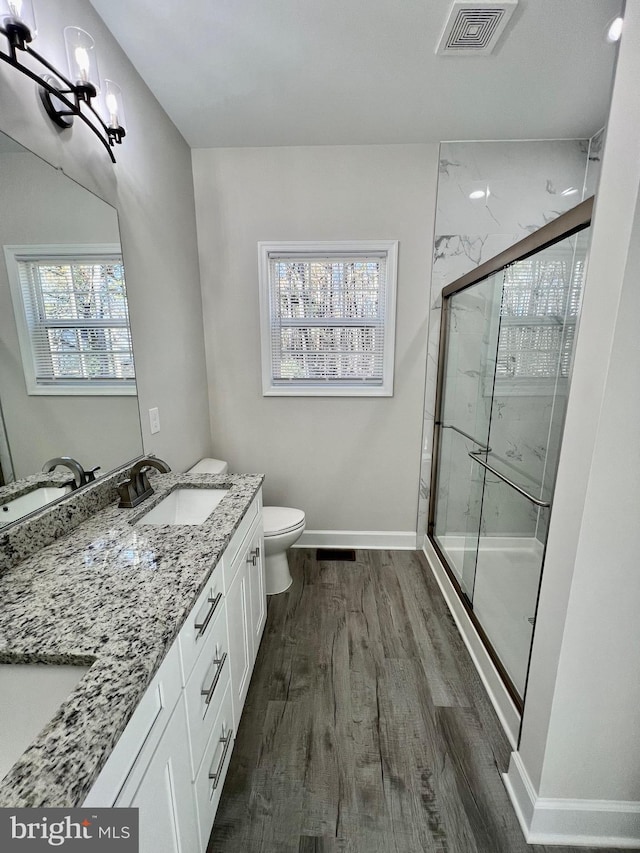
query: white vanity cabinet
226 554 253 724
118 695 199 853
223 495 266 725
84 491 266 853
247 524 267 658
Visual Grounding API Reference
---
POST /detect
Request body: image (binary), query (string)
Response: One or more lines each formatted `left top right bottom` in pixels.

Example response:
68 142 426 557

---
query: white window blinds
5 247 135 394
496 249 585 382
259 242 398 397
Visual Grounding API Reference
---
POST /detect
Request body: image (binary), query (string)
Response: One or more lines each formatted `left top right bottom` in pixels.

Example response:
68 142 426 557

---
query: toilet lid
263 506 305 536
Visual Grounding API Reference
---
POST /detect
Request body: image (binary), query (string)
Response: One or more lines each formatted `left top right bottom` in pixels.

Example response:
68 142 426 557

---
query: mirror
0 129 143 515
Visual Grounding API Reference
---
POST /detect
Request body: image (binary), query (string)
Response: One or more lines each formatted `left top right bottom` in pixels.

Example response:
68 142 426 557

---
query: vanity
0 465 266 853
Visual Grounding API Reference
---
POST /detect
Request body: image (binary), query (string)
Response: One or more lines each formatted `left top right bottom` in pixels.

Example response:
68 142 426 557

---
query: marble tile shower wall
419 134 604 543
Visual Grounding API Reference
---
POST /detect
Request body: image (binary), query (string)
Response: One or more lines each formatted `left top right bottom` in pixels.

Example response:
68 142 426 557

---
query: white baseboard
504 752 640 847
422 534 521 748
294 530 417 550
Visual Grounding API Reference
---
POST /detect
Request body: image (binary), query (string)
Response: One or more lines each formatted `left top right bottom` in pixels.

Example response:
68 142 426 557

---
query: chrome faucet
42 456 91 490
117 456 171 508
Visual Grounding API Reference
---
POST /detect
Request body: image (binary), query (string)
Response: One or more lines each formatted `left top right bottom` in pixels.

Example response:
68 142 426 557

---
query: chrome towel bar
468 450 551 508
439 423 491 453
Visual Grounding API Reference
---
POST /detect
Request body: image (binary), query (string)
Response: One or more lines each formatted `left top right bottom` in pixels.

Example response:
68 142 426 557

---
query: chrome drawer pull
201 652 228 705
194 592 222 637
246 546 260 567
208 726 234 789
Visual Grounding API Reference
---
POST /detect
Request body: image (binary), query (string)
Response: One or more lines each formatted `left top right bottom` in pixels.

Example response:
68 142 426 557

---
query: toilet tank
187 458 229 474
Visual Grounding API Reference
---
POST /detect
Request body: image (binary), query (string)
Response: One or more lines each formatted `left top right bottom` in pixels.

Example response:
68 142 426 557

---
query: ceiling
90 0 622 149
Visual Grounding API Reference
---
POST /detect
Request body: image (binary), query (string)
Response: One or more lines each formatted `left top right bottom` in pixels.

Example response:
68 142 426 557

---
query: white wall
505 1 640 842
539 189 640 802
192 144 437 535
0 0 210 472
0 150 142 479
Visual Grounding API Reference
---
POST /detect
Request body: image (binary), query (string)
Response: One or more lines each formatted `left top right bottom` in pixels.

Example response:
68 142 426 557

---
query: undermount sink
0 663 90 781
0 485 73 528
135 488 228 525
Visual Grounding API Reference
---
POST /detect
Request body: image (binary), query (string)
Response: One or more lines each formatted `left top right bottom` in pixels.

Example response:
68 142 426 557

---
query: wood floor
207 549 619 853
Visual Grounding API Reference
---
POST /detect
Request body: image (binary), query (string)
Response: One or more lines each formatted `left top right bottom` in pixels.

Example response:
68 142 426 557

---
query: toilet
187 458 305 595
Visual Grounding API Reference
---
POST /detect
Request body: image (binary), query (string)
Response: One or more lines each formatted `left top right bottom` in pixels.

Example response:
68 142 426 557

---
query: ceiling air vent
436 0 518 55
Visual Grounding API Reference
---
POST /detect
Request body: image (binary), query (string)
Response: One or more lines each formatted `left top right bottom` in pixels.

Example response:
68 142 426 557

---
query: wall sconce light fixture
0 1 126 162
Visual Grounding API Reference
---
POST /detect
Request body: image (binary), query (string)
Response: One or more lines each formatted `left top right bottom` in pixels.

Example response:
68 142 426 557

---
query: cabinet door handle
246 546 260 567
194 592 222 637
208 726 234 789
201 652 227 705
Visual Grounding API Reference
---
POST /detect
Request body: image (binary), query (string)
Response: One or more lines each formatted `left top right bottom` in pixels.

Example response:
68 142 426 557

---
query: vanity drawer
194 679 234 850
178 565 225 685
83 642 182 807
184 600 230 778
222 494 261 591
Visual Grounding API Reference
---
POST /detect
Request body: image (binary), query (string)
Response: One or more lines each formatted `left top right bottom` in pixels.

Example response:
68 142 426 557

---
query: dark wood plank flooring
208 549 620 853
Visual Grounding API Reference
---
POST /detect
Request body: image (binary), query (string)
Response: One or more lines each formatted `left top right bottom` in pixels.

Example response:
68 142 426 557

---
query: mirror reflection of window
4 245 135 395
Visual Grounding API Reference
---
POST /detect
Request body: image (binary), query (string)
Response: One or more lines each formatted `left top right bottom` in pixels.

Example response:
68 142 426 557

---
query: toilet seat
263 506 305 537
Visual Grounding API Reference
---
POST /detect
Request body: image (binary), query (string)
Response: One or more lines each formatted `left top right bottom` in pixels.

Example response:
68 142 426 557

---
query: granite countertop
0 472 264 808
0 471 76 505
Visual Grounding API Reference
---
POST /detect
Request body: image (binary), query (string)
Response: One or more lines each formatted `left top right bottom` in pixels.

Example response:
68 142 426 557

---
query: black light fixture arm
0 22 125 163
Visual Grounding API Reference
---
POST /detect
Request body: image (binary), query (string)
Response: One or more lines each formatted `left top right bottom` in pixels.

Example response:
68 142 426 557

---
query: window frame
258 240 398 397
4 243 136 397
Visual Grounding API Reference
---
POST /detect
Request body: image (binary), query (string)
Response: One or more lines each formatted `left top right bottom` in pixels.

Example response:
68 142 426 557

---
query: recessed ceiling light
469 190 486 199
561 187 579 196
606 16 623 43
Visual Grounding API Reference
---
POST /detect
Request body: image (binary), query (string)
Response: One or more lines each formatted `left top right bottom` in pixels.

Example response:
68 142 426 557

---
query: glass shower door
469 228 589 697
429 209 591 705
431 270 503 599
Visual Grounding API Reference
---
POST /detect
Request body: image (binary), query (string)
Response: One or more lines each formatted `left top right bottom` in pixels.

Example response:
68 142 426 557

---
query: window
4 244 135 396
258 241 398 396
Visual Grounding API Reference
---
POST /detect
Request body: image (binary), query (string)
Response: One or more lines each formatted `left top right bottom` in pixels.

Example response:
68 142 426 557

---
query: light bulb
65 27 99 94
106 93 118 114
607 16 623 43
102 80 126 136
75 47 90 82
2 0 36 41
106 93 119 127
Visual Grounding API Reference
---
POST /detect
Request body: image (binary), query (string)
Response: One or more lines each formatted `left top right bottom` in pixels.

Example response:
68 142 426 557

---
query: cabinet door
193 680 235 850
247 524 266 656
226 560 252 725
119 696 200 853
84 644 182 808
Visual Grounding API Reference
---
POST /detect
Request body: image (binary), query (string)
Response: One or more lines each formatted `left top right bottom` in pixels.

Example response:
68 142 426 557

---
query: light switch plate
149 407 160 434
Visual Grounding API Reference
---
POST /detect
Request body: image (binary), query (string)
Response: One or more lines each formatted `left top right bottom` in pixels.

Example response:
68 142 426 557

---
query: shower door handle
468 450 551 508
439 422 491 453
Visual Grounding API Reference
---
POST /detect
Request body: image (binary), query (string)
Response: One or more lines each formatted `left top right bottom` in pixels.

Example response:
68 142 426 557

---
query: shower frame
427 197 593 713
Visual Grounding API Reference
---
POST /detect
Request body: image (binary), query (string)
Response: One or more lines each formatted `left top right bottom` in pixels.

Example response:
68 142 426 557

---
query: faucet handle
117 479 138 509
85 466 101 483
135 469 153 496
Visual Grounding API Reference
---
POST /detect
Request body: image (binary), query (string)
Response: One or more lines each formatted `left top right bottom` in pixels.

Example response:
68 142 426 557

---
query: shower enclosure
428 199 592 708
